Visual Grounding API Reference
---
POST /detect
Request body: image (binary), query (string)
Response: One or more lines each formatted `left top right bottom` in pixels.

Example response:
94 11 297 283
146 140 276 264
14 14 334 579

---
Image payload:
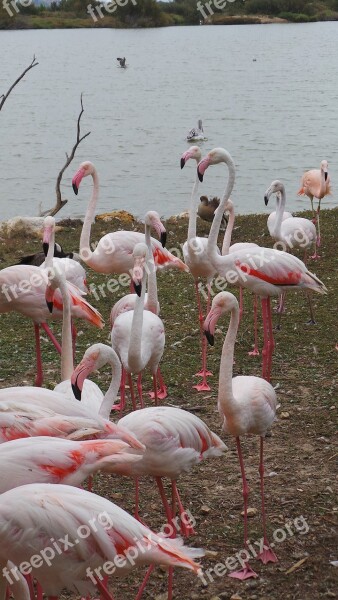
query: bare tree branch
40 93 91 218
0 56 38 112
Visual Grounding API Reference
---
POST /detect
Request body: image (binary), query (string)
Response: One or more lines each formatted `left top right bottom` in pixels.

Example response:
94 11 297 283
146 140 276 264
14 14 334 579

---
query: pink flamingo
111 243 165 411
72 161 188 275
110 211 168 401
181 146 217 391
297 159 331 247
198 147 327 382
0 483 204 600
0 436 142 493
204 291 278 579
0 262 103 387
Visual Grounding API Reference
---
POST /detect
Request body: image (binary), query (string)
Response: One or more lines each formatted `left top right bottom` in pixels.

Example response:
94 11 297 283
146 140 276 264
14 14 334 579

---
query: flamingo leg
34 324 43 387
266 297 275 382
148 368 168 400
257 437 278 564
134 565 154 600
194 281 212 383
136 373 144 409
276 292 286 330
23 575 35 600
36 581 43 600
110 368 126 412
94 577 115 600
228 437 258 580
316 203 321 247
128 373 137 411
305 292 316 325
40 323 62 354
248 294 259 356
171 480 195 537
261 299 269 382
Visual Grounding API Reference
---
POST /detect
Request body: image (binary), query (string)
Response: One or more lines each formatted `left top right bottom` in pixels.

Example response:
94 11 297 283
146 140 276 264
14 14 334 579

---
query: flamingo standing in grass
0 483 204 600
72 160 188 276
198 148 327 382
111 244 165 410
204 291 278 580
181 146 217 391
297 159 331 247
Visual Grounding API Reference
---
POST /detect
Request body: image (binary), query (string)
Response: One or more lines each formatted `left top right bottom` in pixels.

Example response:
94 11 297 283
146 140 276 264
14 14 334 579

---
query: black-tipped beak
324 172 328 181
160 231 167 248
180 157 185 169
264 195 269 206
46 300 54 313
72 183 79 195
71 381 82 401
204 329 214 346
43 242 49 257
134 282 142 297
198 169 204 183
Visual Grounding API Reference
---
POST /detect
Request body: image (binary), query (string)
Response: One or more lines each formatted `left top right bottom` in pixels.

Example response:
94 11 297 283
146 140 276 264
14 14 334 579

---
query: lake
0 23 337 222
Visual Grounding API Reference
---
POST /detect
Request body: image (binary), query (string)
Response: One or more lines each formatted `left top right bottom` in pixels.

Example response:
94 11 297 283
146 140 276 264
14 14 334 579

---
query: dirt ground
0 208 337 600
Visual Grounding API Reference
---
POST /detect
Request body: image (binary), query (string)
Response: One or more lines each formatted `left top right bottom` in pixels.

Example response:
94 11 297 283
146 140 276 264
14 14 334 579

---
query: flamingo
111 243 165 411
204 291 278 580
198 147 327 382
297 159 331 247
109 211 168 401
181 146 217 391
0 483 204 599
71 160 188 276
0 262 103 387
0 436 142 493
264 179 318 326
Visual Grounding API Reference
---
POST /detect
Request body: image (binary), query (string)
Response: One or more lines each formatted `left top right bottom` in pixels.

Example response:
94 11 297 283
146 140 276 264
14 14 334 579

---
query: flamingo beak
71 357 95 401
324 171 328 181
160 231 167 248
180 157 186 169
197 156 210 182
264 194 269 206
72 168 86 195
132 257 145 297
203 307 221 346
45 286 54 314
204 329 214 346
133 281 142 297
42 226 53 256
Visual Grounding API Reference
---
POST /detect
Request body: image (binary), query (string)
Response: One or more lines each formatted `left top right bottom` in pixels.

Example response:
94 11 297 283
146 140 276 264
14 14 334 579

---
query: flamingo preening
297 159 331 247
198 147 327 382
204 291 278 580
181 146 216 391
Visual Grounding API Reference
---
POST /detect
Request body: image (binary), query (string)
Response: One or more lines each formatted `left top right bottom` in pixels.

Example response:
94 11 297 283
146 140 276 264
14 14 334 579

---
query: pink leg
261 299 269 382
276 292 286 330
261 298 274 382
136 373 144 408
135 565 154 600
305 292 316 325
266 297 275 382
94 577 115 600
40 322 62 354
34 324 43 387
228 438 258 580
23 574 35 600
128 373 137 411
171 480 195 537
194 281 212 382
248 295 259 356
36 581 44 600
257 437 278 564
149 367 168 400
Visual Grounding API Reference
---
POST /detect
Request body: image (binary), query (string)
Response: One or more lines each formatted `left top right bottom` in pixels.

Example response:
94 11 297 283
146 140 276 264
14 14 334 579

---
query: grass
0 207 337 599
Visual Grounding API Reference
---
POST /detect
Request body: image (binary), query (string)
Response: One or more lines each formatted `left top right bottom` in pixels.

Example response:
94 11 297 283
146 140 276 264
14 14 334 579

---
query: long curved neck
187 168 200 241
218 305 239 413
45 226 55 268
59 279 74 381
145 224 158 314
221 205 235 255
99 351 122 419
207 153 236 269
80 170 99 263
128 268 147 372
273 188 286 239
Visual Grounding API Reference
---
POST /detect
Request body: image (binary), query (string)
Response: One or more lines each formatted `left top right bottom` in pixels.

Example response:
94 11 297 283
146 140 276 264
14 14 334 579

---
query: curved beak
204 329 214 347
43 242 49 257
71 358 94 401
197 156 210 183
203 307 222 346
45 286 54 313
180 157 186 169
72 168 85 195
133 282 142 297
324 171 328 181
42 225 53 256
264 194 269 206
160 231 167 248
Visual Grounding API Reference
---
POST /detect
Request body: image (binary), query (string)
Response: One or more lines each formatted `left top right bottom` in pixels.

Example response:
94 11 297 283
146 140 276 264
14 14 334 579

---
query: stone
241 507 257 517
200 505 211 514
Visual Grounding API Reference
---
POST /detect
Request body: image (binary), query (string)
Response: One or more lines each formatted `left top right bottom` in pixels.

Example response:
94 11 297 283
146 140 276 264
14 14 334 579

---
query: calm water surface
0 24 337 221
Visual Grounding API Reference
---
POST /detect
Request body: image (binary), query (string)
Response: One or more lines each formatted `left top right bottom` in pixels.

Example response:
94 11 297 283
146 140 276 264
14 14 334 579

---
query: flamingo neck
145 224 158 314
59 279 74 381
187 169 200 241
207 152 236 269
127 268 147 373
221 205 235 255
98 350 122 419
218 305 239 414
273 187 287 239
80 169 99 264
319 168 326 198
45 226 55 268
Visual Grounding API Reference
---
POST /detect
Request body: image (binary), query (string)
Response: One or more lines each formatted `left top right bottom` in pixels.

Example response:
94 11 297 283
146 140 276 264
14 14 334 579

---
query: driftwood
0 55 38 112
40 93 91 218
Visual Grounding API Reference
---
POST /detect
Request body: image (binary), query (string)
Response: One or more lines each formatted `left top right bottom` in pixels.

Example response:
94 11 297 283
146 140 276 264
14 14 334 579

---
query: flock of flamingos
0 145 330 599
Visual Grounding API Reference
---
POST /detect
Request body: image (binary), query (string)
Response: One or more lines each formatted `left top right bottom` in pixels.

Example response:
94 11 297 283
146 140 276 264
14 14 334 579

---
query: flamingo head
264 180 284 206
197 148 231 182
71 343 115 400
145 210 167 247
180 146 202 169
42 216 56 256
204 292 239 346
132 242 148 297
320 160 329 181
72 161 95 195
45 268 64 313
